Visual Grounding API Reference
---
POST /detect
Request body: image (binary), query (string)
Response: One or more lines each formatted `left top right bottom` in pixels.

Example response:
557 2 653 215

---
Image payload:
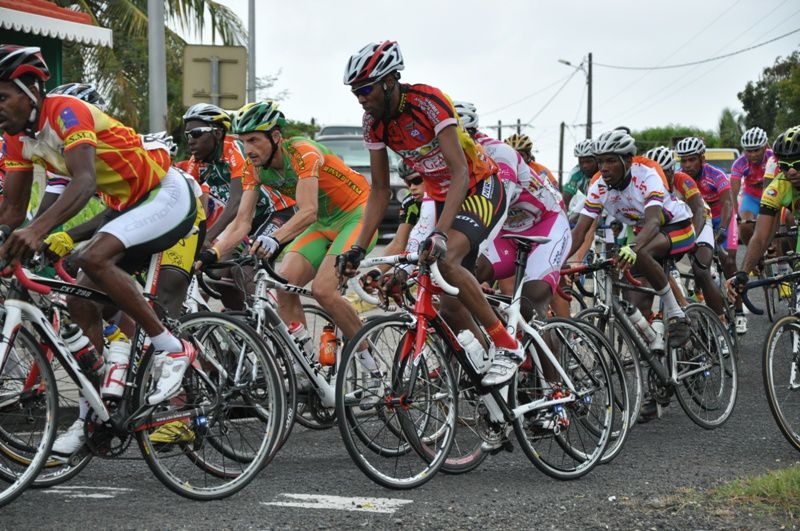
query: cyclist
731 126 800 299
196 100 379 393
339 41 520 387
569 130 694 345
562 139 597 214
454 100 571 320
0 46 197 413
504 132 559 189
646 146 725 318
733 127 777 245
675 136 742 332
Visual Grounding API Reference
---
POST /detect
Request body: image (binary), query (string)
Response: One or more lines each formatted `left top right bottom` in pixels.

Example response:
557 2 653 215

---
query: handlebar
348 277 381 306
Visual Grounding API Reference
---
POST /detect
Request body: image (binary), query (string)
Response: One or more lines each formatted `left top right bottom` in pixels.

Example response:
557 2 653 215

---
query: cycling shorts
711 215 739 251
484 213 571 294
98 168 196 274
286 204 377 271
739 193 760 219
158 197 207 280
660 219 696 256
436 173 507 271
694 221 714 249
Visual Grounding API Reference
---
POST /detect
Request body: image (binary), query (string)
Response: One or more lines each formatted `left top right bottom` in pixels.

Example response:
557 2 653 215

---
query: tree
718 108 743 148
57 1 246 134
738 50 800 139
632 125 720 153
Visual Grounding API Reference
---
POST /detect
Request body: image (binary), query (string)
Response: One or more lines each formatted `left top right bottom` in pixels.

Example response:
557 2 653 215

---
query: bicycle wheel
295 304 337 430
0 325 58 508
336 314 457 489
571 319 631 464
762 263 780 322
762 315 800 452
576 308 643 435
511 319 614 480
136 312 285 500
673 304 737 429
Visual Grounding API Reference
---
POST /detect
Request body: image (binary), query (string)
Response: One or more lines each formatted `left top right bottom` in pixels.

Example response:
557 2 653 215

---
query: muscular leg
311 254 363 340
276 251 316 326
156 268 190 319
691 246 724 316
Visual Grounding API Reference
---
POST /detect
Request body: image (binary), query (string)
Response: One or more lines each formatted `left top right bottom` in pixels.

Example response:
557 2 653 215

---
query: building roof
0 0 112 47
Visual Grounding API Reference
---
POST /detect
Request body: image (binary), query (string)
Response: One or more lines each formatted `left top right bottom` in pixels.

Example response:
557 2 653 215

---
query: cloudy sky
208 0 799 177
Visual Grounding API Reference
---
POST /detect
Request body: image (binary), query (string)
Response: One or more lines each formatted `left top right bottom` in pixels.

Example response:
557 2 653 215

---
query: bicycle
738 270 800 452
336 235 615 489
0 250 285 504
570 256 738 430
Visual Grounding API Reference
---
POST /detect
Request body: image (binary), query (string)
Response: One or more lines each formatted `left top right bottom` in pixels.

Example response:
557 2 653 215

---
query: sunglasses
777 159 800 173
403 176 423 186
351 81 379 97
184 126 215 139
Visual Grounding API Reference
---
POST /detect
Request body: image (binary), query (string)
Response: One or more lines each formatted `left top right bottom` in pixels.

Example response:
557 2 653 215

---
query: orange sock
487 321 517 349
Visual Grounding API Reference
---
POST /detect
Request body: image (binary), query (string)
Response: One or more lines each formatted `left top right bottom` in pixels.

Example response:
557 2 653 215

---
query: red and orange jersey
2 95 166 211
528 161 559 189
362 84 497 202
244 137 368 220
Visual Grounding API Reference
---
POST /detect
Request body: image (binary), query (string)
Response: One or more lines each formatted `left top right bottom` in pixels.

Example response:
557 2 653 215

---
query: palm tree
56 1 246 132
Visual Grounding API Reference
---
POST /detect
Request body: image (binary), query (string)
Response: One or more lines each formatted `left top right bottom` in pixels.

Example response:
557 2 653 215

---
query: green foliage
714 464 800 525
283 119 319 139
738 50 800 140
718 107 744 148
632 125 721 152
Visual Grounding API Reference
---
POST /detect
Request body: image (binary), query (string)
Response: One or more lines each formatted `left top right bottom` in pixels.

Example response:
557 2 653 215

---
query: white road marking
41 485 134 500
262 493 413 514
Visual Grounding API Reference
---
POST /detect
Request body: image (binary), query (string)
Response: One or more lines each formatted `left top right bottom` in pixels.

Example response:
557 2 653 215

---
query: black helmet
773 126 800 159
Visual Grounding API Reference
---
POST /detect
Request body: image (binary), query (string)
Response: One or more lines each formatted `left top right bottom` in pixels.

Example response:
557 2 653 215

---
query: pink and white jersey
731 148 777 198
581 161 692 227
695 163 731 219
474 131 562 233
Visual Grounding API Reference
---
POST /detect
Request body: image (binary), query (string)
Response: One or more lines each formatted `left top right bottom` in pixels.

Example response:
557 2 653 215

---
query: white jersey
580 161 692 227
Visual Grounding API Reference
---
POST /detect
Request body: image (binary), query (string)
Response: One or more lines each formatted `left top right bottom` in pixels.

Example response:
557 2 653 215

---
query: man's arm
568 214 596 259
740 212 777 273
435 126 470 233
205 177 242 243
633 205 663 250
355 148 391 250
730 178 741 207
717 188 733 239
685 194 707 235
0 169 34 229
210 189 259 257
269 178 318 245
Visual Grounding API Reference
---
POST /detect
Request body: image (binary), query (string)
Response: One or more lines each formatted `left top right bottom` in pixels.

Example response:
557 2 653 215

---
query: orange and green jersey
2 95 166 211
243 137 369 222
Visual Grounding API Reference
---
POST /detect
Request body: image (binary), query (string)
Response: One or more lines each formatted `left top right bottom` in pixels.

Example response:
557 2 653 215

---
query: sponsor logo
766 188 778 197
58 107 80 131
64 131 95 146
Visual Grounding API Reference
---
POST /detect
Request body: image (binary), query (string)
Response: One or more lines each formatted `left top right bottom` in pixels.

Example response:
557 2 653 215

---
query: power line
524 67 581 125
595 27 800 71
482 73 573 116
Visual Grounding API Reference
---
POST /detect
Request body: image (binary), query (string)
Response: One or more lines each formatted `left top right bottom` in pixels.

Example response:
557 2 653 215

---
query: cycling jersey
693 163 731 219
582 159 692 227
243 137 368 221
398 194 422 225
529 160 559 189
671 171 711 219
562 166 588 197
175 136 291 224
474 131 532 198
363 84 497 202
731 148 777 198
2 95 166 211
760 173 800 216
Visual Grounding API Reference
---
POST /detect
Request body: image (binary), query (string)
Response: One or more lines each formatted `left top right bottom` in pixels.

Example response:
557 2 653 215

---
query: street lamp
558 53 593 139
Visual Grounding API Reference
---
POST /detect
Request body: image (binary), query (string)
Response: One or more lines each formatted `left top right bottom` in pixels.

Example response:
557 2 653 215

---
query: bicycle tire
762 263 780 322
673 304 737 429
335 314 456 489
511 319 614 480
0 325 58 508
136 312 285 500
762 314 800 452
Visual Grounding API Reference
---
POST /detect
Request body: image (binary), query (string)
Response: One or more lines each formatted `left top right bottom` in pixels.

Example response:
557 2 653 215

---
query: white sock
657 285 685 320
357 349 379 373
78 397 89 420
149 330 182 353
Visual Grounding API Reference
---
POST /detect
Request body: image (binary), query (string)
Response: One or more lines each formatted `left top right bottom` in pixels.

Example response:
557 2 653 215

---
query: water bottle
626 305 657 345
650 319 665 352
457 330 490 374
319 325 337 367
101 324 130 399
288 321 314 361
61 323 105 387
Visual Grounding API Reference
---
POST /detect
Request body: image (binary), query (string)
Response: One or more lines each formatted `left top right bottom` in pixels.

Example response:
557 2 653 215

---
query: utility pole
586 52 593 139
497 120 502 140
516 118 521 135
558 121 565 188
147 0 167 132
247 0 256 103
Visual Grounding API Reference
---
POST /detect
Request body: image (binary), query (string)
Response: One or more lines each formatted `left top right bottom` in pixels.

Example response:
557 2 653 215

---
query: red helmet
343 41 404 86
0 45 50 82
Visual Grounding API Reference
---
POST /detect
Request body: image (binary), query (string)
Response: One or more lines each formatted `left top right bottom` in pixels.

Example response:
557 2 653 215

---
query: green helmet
233 100 285 134
773 126 800 159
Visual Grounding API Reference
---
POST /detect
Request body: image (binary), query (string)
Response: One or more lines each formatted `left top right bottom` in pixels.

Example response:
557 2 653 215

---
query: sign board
183 45 247 108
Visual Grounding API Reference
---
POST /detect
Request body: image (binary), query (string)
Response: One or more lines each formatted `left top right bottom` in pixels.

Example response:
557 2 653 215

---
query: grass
713 463 800 524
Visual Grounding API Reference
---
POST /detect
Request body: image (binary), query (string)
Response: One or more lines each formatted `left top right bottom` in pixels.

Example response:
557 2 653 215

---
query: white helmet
343 41 404 86
574 139 594 158
741 127 768 150
592 129 637 156
675 137 706 157
645 146 674 171
453 100 479 130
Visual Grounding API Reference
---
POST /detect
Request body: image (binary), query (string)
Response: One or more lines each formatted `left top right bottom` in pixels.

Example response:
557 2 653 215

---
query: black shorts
434 173 507 271
250 206 297 238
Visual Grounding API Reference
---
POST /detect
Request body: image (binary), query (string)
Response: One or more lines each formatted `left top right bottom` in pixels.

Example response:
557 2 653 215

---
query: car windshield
318 126 363 136
321 138 401 169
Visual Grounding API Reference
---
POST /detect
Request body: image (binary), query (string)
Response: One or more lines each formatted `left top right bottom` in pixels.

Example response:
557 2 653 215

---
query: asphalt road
3 288 799 529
